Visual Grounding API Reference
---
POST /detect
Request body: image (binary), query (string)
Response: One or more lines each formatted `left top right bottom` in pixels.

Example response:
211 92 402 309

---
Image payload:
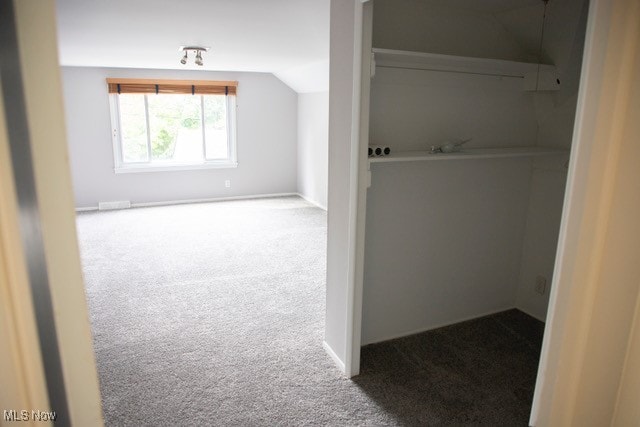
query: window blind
106 78 237 95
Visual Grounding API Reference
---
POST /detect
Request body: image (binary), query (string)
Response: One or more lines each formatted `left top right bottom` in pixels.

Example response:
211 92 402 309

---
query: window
108 78 237 173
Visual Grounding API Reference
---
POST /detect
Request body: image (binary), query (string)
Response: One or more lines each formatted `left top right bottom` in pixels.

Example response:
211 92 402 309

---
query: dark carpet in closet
354 309 545 425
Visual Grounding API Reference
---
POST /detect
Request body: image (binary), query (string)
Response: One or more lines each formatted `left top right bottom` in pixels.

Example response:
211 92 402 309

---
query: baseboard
75 192 299 212
323 340 346 374
296 193 327 211
362 306 517 346
75 206 98 212
98 200 131 211
515 305 547 322
132 193 298 208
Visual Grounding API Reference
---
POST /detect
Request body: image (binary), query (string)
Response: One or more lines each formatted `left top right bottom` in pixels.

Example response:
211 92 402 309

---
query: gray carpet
356 310 544 425
77 196 542 426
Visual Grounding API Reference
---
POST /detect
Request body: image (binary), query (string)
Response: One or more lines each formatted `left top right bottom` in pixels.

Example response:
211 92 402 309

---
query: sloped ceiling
377 0 588 72
492 0 588 66
372 0 552 63
493 2 550 63
55 0 329 93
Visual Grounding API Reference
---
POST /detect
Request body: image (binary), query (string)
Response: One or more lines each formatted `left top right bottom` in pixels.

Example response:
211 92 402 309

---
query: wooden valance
106 78 238 95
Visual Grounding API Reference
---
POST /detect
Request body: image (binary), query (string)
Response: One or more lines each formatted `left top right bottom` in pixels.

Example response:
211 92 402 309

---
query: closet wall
516 0 589 319
362 0 587 344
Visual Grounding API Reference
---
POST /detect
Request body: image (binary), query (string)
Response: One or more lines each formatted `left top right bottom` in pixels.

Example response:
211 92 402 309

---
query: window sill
114 161 238 174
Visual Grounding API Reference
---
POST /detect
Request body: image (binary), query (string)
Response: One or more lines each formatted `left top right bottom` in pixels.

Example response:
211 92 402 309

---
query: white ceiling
55 0 330 93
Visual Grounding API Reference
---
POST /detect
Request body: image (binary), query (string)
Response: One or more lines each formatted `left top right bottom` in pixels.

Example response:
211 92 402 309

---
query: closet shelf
372 48 556 78
369 147 569 164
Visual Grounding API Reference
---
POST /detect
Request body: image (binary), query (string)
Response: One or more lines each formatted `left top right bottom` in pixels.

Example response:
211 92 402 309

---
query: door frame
0 0 103 424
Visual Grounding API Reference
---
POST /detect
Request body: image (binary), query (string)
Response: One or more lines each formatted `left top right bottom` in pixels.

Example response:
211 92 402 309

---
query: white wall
369 67 539 151
297 92 329 209
516 156 569 320
61 67 298 208
515 0 588 320
363 159 532 344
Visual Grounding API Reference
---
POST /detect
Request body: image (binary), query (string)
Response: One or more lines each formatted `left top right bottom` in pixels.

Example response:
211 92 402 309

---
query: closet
361 0 588 345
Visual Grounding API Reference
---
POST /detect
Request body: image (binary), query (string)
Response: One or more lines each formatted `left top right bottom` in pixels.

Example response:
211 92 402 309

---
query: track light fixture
178 46 209 66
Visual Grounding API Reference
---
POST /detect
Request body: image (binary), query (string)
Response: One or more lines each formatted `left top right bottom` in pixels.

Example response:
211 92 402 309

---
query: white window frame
109 92 238 173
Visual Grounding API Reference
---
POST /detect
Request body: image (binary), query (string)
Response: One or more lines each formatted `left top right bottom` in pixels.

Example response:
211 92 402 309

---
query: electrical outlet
224 180 231 188
535 275 547 295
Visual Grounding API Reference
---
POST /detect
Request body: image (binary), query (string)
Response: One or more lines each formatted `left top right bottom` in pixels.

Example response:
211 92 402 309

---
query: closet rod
376 64 524 79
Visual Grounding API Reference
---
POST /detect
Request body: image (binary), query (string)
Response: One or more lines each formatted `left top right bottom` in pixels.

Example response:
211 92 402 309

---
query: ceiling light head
178 46 209 66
